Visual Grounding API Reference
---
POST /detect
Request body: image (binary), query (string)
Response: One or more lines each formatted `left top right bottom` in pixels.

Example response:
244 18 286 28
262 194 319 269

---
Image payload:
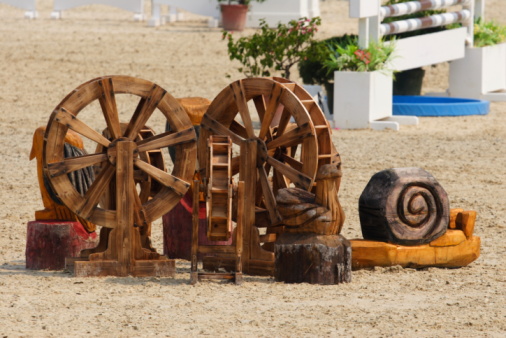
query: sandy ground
0 0 505 336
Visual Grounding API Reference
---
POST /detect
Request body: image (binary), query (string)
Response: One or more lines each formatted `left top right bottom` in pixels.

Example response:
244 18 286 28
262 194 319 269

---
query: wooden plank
124 85 166 139
200 114 245 145
98 77 122 140
54 108 111 147
46 153 107 178
76 163 115 220
134 158 190 196
266 156 312 190
267 122 313 150
137 127 196 152
258 83 283 140
231 80 255 138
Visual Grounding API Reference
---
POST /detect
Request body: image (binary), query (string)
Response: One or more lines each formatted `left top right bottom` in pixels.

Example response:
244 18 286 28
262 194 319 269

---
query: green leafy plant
222 17 321 79
324 40 395 73
298 34 357 87
217 0 266 5
473 18 506 47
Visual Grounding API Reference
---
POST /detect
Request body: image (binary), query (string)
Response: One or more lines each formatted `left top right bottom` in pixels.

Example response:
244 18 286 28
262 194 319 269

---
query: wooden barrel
359 167 449 245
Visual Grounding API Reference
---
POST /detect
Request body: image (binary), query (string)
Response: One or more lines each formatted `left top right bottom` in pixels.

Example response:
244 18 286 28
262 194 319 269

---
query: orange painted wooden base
351 230 480 270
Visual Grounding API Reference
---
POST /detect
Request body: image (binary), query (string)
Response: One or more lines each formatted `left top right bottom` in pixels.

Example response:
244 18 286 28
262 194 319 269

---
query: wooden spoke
134 158 190 196
258 84 283 140
98 77 122 140
47 153 108 178
266 156 312 190
200 114 245 145
267 122 313 150
231 81 255 138
258 165 282 224
273 168 289 191
77 163 116 220
253 95 266 121
230 120 249 140
131 180 148 227
137 127 196 153
54 108 111 147
231 156 241 176
281 153 303 172
276 107 292 136
124 85 166 140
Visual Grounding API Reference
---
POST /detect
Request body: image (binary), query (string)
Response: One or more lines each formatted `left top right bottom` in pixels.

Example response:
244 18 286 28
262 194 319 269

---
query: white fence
51 0 145 20
0 0 37 18
149 0 320 28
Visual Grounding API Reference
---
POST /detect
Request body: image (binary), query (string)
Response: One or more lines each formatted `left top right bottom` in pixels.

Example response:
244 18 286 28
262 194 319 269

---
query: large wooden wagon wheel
43 75 197 277
199 77 339 275
201 78 314 221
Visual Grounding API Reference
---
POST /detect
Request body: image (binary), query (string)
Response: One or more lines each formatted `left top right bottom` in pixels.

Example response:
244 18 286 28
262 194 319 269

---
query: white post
474 0 485 19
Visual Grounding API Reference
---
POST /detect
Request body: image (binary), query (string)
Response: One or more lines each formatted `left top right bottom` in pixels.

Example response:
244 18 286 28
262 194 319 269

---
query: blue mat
393 96 489 116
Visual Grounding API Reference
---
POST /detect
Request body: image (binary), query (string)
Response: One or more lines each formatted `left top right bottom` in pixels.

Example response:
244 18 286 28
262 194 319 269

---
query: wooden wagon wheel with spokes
43 75 197 277
198 77 338 275
199 78 318 223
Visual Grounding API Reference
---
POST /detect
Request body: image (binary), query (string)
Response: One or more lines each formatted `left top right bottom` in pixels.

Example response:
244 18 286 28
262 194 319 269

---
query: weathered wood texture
274 233 351 284
162 190 232 260
199 77 339 276
30 126 96 232
276 163 345 235
26 221 98 270
359 167 449 245
43 76 197 228
352 209 480 269
206 135 233 241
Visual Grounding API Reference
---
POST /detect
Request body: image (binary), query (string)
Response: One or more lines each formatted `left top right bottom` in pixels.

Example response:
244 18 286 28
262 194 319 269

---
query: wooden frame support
66 140 175 277
191 179 243 284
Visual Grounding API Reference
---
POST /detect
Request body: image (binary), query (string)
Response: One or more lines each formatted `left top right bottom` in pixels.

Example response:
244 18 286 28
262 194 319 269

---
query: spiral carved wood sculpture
359 167 450 245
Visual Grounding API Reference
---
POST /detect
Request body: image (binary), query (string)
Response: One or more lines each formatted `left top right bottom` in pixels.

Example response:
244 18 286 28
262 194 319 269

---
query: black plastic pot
393 67 425 96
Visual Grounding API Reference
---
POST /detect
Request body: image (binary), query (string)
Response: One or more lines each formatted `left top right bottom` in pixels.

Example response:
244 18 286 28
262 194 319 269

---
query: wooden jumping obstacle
336 0 478 130
43 75 197 277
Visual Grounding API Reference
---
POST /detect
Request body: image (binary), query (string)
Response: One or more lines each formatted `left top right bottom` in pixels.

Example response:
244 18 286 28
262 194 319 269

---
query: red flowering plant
222 17 321 79
324 39 395 73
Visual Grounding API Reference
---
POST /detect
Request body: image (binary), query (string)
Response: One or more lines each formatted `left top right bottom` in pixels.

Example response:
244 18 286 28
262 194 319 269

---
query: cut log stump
274 233 351 285
26 221 98 270
359 167 449 245
162 191 232 260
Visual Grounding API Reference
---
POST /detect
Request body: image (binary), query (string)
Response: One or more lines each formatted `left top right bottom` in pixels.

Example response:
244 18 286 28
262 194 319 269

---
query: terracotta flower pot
220 4 248 31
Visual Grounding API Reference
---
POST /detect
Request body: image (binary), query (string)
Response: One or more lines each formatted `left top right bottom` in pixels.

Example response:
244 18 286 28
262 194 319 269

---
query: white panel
247 0 319 27
387 28 467 71
349 0 379 18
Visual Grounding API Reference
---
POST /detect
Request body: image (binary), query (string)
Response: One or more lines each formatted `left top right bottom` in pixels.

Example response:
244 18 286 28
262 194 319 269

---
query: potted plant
299 34 357 113
323 39 396 129
218 0 267 31
223 17 321 79
449 18 506 99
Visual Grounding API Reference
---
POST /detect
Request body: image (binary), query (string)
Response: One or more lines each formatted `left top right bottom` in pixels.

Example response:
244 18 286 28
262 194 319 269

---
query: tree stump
274 233 351 285
359 167 449 245
26 221 99 270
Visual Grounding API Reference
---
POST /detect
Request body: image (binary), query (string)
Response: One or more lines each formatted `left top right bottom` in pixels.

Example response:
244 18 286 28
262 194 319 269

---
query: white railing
350 0 479 71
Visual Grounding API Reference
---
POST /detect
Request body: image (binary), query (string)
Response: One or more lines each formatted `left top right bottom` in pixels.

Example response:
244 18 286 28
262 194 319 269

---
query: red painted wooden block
163 191 232 260
25 221 98 270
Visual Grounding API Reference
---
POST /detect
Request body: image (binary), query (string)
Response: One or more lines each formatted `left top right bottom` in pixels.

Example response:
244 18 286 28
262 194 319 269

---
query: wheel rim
43 75 197 227
199 77 319 225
